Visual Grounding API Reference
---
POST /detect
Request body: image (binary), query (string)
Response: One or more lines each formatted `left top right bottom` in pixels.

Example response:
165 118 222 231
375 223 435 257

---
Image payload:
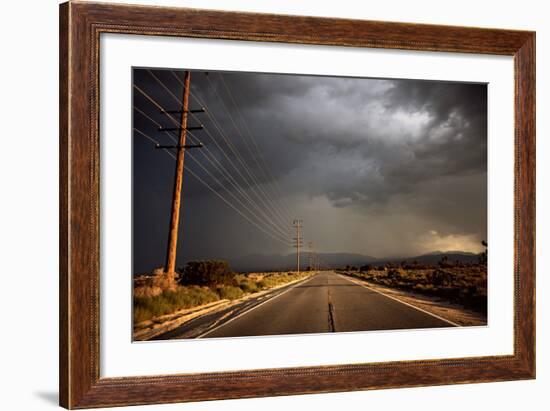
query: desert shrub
387 267 407 280
428 269 454 286
134 285 163 298
438 255 456 268
134 268 177 292
179 260 235 286
217 285 245 300
239 279 259 293
360 264 373 272
403 260 426 269
260 272 303 288
479 240 488 265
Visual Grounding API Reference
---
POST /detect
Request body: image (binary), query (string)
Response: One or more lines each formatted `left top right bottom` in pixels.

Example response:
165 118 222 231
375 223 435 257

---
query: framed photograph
59 1 535 408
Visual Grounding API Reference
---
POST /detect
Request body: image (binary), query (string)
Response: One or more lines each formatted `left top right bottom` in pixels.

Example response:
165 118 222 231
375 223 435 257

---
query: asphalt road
154 271 455 340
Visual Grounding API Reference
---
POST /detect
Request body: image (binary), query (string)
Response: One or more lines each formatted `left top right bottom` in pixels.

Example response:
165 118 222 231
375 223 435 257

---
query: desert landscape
132 68 488 340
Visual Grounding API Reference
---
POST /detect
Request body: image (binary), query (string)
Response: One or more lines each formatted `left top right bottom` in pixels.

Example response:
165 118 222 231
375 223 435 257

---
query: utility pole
293 220 303 274
158 71 204 286
308 241 314 272
315 251 319 271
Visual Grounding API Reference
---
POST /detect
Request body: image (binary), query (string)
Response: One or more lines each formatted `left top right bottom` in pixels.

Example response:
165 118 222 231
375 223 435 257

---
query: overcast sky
133 69 487 274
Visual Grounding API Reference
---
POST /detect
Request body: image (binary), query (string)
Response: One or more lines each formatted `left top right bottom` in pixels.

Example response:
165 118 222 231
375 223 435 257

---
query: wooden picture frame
59 1 535 408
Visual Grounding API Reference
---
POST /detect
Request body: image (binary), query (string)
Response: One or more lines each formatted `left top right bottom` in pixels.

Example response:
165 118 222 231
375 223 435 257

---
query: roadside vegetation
338 252 487 314
134 260 312 324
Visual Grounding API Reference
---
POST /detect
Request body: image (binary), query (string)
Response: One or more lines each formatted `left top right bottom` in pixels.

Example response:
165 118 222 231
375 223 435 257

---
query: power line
149 72 290 234
178 72 289 226
133 126 291 246
185 154 290 244
134 72 300 250
190 88 291 230
139 125 290 244
216 73 295 221
139 108 290 239
201 75 292 229
133 88 291 240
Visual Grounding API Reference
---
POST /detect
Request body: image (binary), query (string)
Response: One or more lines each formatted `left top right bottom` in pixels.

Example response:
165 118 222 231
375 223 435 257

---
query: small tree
479 240 488 265
438 255 452 268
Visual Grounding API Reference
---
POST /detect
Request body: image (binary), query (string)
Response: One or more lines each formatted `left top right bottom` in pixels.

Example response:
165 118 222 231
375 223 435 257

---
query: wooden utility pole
293 220 303 274
165 71 191 283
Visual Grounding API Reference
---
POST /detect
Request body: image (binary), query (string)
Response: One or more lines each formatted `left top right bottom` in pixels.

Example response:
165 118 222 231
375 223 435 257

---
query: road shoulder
338 273 486 327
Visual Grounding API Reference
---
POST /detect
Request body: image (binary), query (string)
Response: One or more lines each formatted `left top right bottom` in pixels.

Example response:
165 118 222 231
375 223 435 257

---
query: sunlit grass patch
134 285 220 323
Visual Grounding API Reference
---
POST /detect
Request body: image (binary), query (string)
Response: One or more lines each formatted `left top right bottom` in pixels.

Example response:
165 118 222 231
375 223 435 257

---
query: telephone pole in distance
293 219 303 275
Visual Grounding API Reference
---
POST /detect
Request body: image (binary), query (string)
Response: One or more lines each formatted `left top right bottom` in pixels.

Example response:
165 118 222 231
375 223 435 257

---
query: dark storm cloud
207 72 487 232
133 68 487 274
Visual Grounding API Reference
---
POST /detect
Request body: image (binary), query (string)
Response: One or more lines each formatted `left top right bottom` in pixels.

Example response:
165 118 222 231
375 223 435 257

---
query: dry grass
134 285 220 323
235 271 310 291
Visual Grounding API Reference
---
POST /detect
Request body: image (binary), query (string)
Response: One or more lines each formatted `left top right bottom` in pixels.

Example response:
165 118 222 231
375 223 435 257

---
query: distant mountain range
227 252 375 272
226 250 480 272
374 251 480 266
